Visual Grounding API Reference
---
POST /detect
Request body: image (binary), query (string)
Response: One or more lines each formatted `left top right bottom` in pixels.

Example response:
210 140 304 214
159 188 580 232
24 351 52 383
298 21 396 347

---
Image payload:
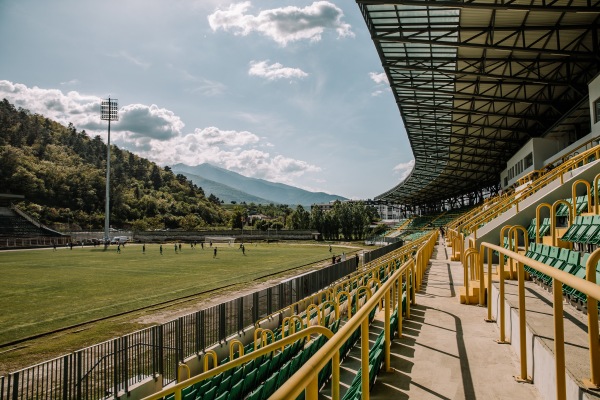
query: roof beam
386 63 571 86
358 0 600 13
374 36 597 58
399 101 546 124
391 83 550 104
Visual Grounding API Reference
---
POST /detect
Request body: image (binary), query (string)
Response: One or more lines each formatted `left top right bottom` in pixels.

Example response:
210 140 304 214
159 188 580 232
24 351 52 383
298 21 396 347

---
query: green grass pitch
0 242 346 346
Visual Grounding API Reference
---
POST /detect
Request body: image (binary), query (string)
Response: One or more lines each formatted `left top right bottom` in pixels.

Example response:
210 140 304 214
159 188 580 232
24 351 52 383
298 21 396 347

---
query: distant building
311 200 405 221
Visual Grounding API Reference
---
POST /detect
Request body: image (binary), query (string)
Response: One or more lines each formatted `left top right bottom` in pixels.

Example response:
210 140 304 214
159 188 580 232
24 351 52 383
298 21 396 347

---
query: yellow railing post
229 339 244 360
485 247 494 322
177 363 190 383
361 318 370 400
553 277 567 400
535 203 551 245
584 248 600 389
478 246 485 306
203 350 218 372
332 348 340 400
515 259 531 382
384 289 391 372
398 274 403 337
498 253 508 344
405 267 411 319
306 376 319 400
475 240 600 396
410 262 416 305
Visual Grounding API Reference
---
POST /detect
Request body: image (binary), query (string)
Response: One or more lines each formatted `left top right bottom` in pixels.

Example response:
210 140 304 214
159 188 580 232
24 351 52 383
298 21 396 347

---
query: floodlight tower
101 98 118 245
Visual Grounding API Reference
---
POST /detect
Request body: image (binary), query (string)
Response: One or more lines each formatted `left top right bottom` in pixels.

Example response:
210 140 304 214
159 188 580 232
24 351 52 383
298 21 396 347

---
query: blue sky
0 0 414 199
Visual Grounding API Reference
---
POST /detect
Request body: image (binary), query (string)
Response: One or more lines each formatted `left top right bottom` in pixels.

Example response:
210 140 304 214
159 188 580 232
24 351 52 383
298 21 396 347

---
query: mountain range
172 163 347 207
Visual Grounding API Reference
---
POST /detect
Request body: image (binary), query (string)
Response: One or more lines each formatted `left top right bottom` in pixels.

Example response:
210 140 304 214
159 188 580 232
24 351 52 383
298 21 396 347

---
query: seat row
524 243 600 310
555 195 590 217
170 318 339 400
341 307 400 400
560 215 600 244
167 256 407 400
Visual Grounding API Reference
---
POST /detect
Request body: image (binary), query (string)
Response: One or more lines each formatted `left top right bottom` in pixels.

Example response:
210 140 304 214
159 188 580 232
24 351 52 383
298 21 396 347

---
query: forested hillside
0 99 226 231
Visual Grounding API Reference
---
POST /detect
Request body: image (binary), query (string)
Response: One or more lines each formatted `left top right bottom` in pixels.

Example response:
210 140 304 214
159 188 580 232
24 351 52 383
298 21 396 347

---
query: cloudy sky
0 0 414 199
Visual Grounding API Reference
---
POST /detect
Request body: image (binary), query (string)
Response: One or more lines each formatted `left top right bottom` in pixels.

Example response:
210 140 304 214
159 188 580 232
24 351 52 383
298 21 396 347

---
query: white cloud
369 72 391 96
120 128 321 184
393 159 414 183
193 126 259 147
369 72 388 85
208 1 354 46
117 104 185 140
249 60 308 81
0 80 321 185
0 80 102 128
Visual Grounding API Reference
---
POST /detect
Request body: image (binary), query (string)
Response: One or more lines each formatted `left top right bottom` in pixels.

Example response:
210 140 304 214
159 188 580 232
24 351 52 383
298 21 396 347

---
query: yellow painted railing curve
142 326 335 400
271 231 437 400
479 242 600 400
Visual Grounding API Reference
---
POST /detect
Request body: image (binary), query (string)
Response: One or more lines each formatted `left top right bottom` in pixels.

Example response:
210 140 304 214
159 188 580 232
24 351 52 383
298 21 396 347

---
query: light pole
101 98 118 245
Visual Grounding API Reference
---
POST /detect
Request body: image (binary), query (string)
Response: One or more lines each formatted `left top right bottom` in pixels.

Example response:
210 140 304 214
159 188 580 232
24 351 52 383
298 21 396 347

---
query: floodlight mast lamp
101 98 118 245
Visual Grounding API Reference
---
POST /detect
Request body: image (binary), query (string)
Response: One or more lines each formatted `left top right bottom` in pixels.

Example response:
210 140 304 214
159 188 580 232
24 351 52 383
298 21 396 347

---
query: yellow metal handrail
456 144 600 235
142 326 335 400
478 242 600 400
271 232 437 400
255 240 423 327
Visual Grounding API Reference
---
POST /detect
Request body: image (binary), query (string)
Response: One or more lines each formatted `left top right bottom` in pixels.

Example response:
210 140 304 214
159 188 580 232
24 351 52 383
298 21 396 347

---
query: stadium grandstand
0 194 68 249
2 1 600 400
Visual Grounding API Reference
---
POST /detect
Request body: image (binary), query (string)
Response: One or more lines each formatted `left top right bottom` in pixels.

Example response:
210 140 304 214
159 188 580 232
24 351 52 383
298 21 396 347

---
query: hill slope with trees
0 99 226 231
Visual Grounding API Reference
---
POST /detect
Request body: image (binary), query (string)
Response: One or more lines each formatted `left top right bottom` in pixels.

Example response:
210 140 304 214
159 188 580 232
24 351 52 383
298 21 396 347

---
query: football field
0 242 351 346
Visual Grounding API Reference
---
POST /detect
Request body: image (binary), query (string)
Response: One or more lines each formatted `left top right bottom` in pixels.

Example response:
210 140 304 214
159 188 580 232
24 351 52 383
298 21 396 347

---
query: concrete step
459 278 488 304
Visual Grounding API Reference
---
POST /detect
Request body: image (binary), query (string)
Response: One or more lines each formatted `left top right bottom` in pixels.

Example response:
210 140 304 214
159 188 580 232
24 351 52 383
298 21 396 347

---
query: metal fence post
76 352 82 400
219 304 226 342
10 372 18 400
113 339 119 399
199 310 205 351
195 311 202 354
267 288 273 315
278 284 283 310
252 293 259 322
62 355 69 400
177 317 184 363
122 336 129 395
237 297 244 332
158 326 164 379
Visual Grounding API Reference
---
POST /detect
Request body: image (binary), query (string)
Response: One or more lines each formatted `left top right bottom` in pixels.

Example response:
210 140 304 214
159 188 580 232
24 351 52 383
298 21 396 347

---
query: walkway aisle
368 238 542 400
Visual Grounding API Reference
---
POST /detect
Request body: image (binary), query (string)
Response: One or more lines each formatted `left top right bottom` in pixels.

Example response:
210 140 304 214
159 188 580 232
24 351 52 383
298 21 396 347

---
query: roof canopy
358 0 600 206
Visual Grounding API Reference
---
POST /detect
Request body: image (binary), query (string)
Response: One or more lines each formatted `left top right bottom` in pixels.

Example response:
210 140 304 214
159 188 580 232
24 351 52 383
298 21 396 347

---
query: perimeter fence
0 242 401 400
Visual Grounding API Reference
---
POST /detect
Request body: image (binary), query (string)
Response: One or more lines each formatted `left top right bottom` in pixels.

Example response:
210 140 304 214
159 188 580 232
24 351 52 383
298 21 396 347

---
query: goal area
204 236 235 245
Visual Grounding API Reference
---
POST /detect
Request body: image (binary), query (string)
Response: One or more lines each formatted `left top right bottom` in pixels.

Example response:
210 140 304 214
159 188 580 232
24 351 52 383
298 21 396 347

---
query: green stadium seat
256 359 270 384
261 372 279 400
243 359 256 376
214 391 228 400
246 386 264 400
276 360 292 388
538 218 551 237
200 386 216 400
182 389 196 400
217 375 232 397
268 352 282 375
241 368 258 396
228 379 244 400
231 367 244 388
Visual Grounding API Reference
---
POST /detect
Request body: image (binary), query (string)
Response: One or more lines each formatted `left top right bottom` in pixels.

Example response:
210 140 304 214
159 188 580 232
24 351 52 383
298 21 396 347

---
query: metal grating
357 0 600 206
